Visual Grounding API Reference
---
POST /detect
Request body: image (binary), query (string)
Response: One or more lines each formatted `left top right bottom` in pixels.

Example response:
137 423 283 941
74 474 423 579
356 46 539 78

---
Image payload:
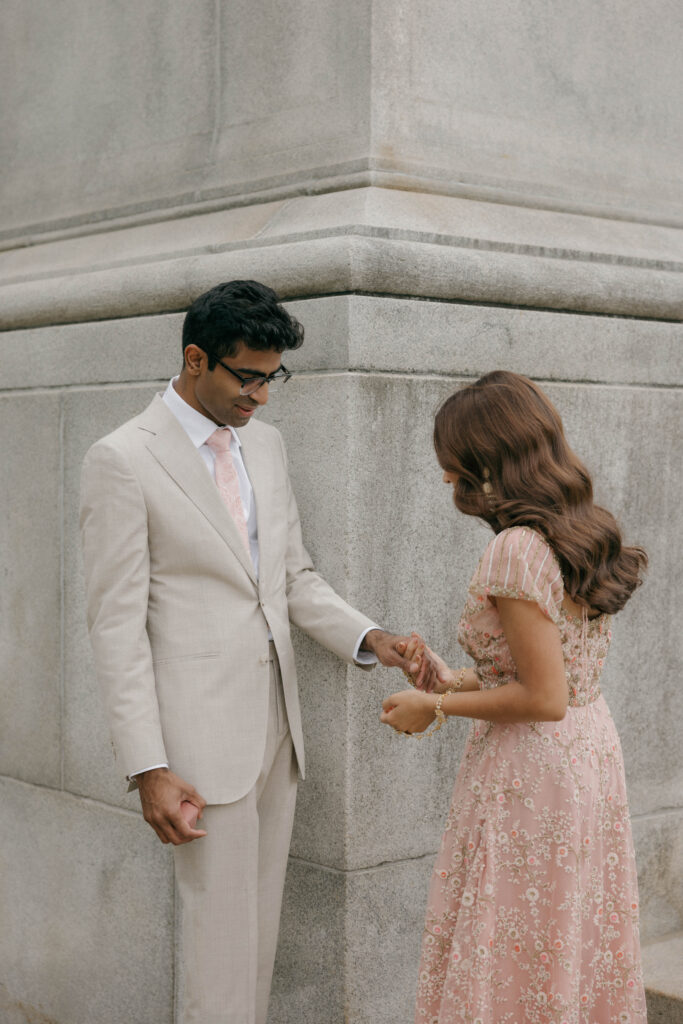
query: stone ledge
2 296 682 392
642 932 683 1023
0 188 681 329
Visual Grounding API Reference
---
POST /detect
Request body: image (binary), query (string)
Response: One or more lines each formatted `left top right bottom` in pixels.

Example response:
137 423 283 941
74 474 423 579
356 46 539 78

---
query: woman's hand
380 689 436 735
421 645 459 693
398 633 456 693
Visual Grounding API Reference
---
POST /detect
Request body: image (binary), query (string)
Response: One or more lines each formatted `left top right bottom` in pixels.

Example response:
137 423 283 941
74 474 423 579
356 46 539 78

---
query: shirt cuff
128 762 169 781
353 626 381 665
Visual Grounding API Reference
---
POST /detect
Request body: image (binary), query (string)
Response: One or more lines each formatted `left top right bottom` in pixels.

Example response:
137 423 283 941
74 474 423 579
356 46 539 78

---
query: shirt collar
163 377 241 449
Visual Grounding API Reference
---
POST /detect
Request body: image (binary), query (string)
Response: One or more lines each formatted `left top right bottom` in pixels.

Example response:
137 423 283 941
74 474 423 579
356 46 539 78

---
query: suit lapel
139 396 257 586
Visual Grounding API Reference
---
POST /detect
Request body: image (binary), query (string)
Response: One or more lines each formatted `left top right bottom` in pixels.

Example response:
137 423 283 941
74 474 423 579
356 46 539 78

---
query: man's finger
184 787 207 812
165 820 207 846
172 813 208 843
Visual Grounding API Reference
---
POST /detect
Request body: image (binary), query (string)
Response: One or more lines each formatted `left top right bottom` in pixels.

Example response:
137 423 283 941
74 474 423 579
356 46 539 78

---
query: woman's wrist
422 691 440 717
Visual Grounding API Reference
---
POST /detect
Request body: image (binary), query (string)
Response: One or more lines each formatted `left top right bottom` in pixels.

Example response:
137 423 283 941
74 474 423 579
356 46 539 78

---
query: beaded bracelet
399 691 447 740
448 667 467 692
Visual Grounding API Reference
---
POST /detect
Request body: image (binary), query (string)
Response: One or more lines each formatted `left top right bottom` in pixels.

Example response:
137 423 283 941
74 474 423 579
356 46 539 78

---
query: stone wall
1 3 681 1022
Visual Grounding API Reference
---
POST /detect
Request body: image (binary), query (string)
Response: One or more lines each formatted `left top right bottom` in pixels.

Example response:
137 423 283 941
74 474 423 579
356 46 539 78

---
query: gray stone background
0 2 681 1022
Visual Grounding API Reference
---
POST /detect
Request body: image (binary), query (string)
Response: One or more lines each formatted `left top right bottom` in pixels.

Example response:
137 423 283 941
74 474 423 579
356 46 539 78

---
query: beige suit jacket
79 395 375 804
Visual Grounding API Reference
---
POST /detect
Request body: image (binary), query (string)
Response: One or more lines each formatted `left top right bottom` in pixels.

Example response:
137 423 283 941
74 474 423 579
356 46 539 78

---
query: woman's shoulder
474 526 564 620
479 525 558 569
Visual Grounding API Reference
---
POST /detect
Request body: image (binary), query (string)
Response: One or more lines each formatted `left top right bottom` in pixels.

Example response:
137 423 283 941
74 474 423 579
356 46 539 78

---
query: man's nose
252 382 269 405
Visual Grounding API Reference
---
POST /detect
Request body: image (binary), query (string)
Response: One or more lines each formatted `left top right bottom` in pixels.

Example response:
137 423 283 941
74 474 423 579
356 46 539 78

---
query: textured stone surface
0 392 62 787
371 0 683 218
3 293 681 394
1 189 681 329
0 0 370 238
271 854 432 1024
3 0 682 239
270 859 346 1023
643 930 683 996
642 932 683 1023
62 385 160 807
632 811 683 941
347 294 683 386
287 634 349 868
0 777 174 1024
343 856 434 1024
4 188 680 287
0 315 183 390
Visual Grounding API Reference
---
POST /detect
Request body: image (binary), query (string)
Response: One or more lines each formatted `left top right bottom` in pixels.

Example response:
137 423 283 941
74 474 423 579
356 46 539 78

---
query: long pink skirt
415 698 647 1024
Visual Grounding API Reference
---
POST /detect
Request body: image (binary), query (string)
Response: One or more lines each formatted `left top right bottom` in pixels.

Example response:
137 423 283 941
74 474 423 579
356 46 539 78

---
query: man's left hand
361 629 439 692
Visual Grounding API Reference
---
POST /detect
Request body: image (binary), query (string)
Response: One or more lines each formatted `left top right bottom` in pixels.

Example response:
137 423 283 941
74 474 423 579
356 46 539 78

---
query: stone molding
1 188 681 329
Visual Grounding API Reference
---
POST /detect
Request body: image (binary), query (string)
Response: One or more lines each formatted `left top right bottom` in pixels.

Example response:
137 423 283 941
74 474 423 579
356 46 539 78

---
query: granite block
0 315 183 390
371 0 683 217
347 294 683 387
287 633 349 869
270 858 346 1024
0 392 62 787
0 777 174 1024
271 853 433 1024
642 931 683 1024
633 810 683 942
344 856 434 1024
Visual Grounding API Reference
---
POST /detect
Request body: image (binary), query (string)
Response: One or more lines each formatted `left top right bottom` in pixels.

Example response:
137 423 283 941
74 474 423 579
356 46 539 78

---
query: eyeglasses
215 359 292 396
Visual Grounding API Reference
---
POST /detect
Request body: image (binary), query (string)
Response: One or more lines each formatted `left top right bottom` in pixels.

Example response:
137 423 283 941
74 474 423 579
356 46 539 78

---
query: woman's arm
381 598 568 733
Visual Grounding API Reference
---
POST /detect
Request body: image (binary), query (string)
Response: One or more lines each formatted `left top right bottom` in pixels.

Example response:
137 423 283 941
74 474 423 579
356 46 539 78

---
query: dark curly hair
182 280 304 369
433 371 647 614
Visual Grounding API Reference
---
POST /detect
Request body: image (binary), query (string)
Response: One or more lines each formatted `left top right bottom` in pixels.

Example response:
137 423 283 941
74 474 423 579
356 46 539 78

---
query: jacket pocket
152 651 221 666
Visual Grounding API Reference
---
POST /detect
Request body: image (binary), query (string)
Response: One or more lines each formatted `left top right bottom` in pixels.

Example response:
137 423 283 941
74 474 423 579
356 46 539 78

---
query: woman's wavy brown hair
433 371 647 614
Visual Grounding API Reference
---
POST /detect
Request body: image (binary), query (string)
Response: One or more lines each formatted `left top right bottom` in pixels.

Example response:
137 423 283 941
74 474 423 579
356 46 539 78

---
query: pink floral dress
415 526 646 1024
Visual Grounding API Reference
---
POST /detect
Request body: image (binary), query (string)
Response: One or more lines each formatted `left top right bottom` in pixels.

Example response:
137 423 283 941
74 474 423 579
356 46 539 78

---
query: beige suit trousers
173 646 297 1024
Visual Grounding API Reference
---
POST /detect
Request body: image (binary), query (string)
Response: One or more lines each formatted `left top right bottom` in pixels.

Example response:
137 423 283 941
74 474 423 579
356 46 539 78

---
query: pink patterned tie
205 429 251 558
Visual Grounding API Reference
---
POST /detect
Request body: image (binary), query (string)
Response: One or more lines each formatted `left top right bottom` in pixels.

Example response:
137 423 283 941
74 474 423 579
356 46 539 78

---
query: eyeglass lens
241 372 289 396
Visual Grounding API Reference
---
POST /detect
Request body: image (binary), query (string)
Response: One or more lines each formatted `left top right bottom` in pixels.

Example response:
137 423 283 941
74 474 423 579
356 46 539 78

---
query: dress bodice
457 526 612 706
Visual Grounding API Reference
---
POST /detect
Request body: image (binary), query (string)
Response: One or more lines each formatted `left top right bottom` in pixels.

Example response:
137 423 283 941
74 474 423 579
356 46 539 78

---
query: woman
381 371 647 1023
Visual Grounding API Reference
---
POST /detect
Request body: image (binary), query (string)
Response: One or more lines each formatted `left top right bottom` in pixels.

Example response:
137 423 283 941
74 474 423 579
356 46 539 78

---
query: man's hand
136 768 208 845
361 629 439 692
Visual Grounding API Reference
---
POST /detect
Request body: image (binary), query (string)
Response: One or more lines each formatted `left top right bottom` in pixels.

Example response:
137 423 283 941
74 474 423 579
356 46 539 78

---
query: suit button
259 655 268 665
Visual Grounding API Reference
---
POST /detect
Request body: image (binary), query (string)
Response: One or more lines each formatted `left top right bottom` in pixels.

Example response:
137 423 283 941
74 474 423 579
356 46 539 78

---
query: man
80 280 434 1024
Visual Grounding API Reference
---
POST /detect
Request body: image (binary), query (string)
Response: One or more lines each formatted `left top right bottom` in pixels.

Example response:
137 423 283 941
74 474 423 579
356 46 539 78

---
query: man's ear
183 344 205 376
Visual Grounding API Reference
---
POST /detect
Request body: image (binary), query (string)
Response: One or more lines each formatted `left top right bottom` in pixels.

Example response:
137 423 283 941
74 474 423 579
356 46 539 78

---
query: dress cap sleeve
470 527 564 623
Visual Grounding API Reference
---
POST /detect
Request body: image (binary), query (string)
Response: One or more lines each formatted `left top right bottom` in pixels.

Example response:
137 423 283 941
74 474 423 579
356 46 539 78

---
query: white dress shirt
129 379 377 779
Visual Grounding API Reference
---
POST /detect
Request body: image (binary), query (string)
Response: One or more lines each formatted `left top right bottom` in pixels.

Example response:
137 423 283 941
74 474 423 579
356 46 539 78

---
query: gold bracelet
399 692 447 740
447 667 467 693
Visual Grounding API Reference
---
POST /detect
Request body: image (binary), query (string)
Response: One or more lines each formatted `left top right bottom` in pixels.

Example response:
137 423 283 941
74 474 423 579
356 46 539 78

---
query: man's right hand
135 767 208 845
